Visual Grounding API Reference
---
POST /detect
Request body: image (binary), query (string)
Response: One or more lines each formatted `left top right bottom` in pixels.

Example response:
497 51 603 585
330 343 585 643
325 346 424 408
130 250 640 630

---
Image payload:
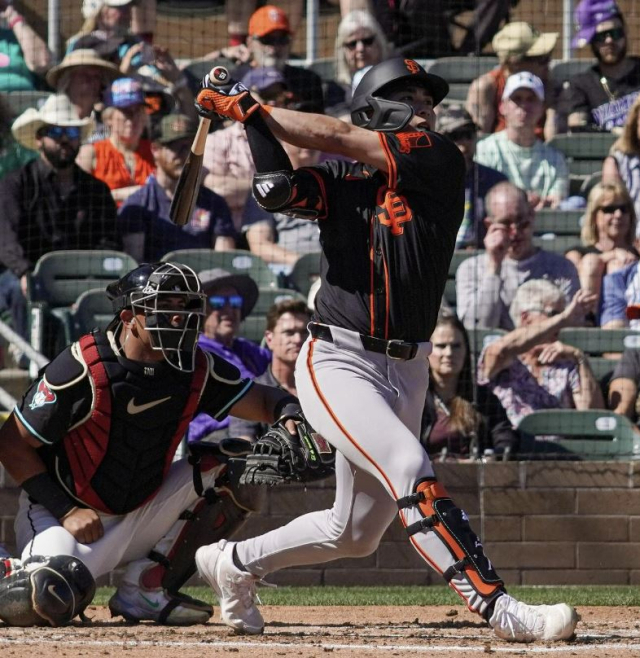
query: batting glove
195 72 261 123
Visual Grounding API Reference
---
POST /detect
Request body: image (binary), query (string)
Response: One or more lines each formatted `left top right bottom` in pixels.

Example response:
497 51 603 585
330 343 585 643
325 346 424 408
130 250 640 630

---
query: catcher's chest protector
62 333 208 515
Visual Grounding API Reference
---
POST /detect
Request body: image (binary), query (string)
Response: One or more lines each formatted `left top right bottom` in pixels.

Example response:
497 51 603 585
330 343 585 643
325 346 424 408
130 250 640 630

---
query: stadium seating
428 57 498 103
549 58 595 88
288 251 321 298
70 288 114 340
559 328 640 357
534 209 582 236
6 90 49 117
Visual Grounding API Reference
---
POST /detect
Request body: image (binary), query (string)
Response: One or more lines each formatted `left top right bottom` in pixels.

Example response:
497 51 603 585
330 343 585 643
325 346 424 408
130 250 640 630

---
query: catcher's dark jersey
291 129 465 342
15 330 253 515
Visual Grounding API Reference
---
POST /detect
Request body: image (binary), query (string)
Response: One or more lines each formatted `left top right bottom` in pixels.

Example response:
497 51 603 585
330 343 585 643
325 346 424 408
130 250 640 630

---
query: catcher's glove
239 414 335 486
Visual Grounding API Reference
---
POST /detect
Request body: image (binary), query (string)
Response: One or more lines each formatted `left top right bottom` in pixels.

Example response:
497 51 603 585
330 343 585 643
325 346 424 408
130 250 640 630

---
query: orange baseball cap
248 5 291 38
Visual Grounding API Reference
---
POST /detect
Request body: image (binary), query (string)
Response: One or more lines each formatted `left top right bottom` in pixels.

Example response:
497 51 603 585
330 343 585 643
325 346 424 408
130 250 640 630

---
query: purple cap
104 77 146 108
241 66 287 93
572 0 622 48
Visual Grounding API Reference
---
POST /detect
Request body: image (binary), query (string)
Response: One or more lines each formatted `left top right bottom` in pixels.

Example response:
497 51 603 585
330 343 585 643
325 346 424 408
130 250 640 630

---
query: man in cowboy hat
0 94 119 355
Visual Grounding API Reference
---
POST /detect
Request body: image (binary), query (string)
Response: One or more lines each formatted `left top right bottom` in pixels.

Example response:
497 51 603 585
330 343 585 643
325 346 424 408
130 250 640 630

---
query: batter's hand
195 67 260 123
60 507 104 544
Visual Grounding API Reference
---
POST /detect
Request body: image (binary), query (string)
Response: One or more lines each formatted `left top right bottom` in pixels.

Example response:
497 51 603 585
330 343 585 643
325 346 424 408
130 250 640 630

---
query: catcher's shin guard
397 477 505 616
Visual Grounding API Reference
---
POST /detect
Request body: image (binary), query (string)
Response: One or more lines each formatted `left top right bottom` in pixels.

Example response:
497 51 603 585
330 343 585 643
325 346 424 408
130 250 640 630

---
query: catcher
0 261 331 627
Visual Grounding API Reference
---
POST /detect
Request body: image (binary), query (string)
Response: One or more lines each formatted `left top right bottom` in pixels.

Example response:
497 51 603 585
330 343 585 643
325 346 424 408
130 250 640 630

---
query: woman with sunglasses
187 268 271 444
565 181 638 322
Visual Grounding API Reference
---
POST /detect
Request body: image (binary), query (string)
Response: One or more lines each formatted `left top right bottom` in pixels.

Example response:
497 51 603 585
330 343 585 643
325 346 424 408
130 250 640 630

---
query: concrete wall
3 460 639 587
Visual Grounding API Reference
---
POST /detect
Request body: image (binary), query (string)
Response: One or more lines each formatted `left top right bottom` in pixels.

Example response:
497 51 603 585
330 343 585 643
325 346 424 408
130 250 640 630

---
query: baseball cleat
109 583 212 625
195 539 264 635
489 593 579 642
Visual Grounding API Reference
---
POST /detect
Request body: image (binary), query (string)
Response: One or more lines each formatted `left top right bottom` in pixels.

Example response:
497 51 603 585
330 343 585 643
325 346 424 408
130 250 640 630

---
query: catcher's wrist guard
238 413 335 486
195 76 260 123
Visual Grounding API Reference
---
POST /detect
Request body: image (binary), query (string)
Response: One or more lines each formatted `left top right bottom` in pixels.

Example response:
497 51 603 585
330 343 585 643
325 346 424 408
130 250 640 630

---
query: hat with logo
104 77 147 108
437 104 476 135
572 0 623 48
11 94 94 151
82 0 135 20
492 21 558 63
199 268 259 320
153 113 197 144
241 66 287 93
248 5 291 38
502 71 545 101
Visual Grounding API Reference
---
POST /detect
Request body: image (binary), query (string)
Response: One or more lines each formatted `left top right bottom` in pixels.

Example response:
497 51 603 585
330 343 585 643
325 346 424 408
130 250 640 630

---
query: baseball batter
0 261 306 626
192 58 579 643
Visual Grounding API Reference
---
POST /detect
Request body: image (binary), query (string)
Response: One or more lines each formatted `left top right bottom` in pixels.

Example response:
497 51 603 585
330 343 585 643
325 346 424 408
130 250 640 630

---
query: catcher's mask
350 57 449 132
106 261 206 372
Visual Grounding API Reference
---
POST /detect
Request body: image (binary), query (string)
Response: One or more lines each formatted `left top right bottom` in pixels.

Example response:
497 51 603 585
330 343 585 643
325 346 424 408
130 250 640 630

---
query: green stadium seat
559 328 640 357
70 289 114 339
549 58 595 88
427 56 498 84
533 234 578 254
534 210 582 236
288 251 321 298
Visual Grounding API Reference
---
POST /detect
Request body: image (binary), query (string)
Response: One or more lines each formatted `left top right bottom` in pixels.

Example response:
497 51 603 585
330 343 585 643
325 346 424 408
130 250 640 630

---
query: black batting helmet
351 57 449 132
106 262 206 372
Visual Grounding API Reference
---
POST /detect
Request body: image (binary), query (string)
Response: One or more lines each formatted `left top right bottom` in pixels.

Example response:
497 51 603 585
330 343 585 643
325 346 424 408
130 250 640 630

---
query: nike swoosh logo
139 593 161 609
47 584 66 605
127 396 171 415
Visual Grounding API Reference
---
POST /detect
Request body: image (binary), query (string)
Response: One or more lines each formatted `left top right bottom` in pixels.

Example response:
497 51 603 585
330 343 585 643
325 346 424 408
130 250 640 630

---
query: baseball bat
169 66 230 226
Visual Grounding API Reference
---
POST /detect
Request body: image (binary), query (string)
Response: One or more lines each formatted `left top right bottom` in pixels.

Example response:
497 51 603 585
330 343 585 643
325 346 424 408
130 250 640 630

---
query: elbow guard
252 171 294 212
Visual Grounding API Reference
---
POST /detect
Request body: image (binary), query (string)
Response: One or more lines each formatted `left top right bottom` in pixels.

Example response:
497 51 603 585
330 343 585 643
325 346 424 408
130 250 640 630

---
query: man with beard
558 0 640 132
119 114 236 262
230 298 311 441
0 93 118 348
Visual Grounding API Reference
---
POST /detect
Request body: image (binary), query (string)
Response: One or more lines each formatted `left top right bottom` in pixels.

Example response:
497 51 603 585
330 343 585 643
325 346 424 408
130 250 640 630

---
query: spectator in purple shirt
187 268 271 443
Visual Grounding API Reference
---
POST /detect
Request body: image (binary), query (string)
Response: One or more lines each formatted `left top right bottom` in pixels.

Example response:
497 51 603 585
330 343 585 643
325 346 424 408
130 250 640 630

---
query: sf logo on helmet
404 59 420 75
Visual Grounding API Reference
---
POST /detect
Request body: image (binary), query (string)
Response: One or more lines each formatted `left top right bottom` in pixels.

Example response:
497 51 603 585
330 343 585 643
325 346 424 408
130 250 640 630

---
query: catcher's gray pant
15 458 222 584
236 327 491 614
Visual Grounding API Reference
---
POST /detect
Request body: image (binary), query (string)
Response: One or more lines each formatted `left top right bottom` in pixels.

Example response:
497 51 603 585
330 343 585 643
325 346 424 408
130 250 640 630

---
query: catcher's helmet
350 57 449 132
106 261 206 372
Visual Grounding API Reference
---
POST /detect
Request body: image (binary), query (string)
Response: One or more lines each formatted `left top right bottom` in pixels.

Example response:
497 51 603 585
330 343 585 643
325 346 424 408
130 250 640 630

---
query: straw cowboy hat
492 22 558 63
11 94 94 151
46 49 120 89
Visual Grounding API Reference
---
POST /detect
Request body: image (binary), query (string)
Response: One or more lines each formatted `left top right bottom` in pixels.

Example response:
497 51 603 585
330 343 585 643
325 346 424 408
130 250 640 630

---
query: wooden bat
169 66 230 226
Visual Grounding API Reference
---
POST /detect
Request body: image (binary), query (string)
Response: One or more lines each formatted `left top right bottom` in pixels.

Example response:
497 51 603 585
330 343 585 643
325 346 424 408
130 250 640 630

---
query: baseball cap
248 5 291 38
82 0 134 20
491 22 558 63
572 0 623 48
502 72 545 101
241 66 287 93
153 114 197 145
437 105 476 135
104 77 146 108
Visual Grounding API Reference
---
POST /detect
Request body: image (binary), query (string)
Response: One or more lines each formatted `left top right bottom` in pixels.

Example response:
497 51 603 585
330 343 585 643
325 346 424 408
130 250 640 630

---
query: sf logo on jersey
376 189 413 236
29 379 57 410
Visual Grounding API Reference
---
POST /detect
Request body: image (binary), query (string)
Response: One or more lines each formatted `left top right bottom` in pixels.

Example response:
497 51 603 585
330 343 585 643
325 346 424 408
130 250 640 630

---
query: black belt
309 322 419 360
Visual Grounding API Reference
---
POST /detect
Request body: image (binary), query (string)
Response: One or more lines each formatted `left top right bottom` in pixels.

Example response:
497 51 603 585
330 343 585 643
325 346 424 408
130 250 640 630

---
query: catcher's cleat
108 584 212 625
195 539 264 635
489 594 579 643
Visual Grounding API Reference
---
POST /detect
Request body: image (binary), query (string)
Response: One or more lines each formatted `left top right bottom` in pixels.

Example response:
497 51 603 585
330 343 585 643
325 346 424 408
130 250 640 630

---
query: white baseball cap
502 72 545 102
82 0 134 20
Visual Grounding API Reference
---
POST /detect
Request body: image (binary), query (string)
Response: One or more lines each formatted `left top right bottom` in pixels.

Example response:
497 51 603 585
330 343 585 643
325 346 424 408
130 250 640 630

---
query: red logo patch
377 190 413 236
396 131 432 154
29 379 57 410
404 59 420 75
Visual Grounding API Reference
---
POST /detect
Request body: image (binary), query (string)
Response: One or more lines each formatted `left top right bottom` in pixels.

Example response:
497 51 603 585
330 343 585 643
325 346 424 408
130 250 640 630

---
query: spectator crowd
3 0 640 467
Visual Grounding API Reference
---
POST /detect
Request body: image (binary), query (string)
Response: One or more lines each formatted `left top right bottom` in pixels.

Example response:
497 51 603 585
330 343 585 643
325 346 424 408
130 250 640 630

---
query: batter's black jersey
290 129 465 342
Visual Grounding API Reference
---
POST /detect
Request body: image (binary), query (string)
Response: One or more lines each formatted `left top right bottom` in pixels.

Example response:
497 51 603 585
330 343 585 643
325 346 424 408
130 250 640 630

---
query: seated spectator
475 72 569 209
558 0 640 133
0 94 118 345
478 280 604 430
437 105 507 249
565 181 638 318
230 298 311 441
602 93 640 222
456 181 580 330
600 259 640 329
420 313 519 461
119 113 236 262
225 0 303 46
608 346 640 429
77 77 155 205
188 268 270 443
0 0 52 91
465 21 557 141
0 92 35 178
326 10 392 115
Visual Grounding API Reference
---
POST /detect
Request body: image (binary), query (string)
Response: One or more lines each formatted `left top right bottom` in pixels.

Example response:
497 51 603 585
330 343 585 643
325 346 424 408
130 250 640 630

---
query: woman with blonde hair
602 93 640 225
565 181 638 318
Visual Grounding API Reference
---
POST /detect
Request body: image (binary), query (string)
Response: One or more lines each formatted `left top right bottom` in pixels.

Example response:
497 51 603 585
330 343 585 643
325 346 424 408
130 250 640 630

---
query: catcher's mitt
239 414 334 486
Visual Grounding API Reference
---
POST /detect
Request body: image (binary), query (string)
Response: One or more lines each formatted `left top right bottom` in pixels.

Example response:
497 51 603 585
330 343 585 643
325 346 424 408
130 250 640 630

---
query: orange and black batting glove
195 74 261 123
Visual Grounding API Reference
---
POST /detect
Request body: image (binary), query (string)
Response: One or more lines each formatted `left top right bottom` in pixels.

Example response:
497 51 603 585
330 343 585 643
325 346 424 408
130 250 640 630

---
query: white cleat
489 593 579 643
195 539 264 635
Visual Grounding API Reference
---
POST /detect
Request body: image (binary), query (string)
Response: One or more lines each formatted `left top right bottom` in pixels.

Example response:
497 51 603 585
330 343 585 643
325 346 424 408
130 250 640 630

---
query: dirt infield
1 606 639 657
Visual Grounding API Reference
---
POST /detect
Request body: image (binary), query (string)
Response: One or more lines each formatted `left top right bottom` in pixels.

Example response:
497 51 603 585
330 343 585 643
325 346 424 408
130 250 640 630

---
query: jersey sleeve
198 351 255 421
15 346 92 446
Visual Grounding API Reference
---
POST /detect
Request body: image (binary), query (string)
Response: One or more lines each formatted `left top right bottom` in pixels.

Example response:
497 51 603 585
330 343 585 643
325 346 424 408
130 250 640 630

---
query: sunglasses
599 203 629 214
42 125 82 140
343 36 376 50
257 34 290 46
593 27 625 44
208 294 243 310
447 127 476 141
